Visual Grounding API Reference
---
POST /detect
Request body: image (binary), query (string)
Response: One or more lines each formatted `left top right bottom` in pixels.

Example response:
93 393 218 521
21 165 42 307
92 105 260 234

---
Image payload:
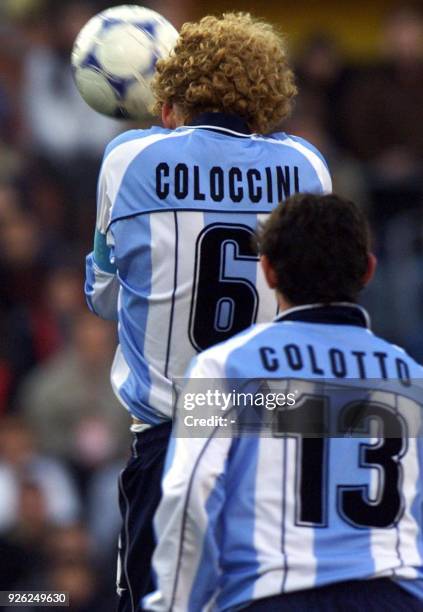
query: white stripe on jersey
110 344 131 412
253 438 285 600
96 129 194 233
148 434 233 612
144 211 179 414
391 394 423 575
252 135 332 194
165 211 205 381
255 214 278 320
174 437 232 611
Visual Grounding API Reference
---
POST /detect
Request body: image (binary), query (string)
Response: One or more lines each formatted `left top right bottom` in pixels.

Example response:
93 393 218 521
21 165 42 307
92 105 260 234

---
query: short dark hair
257 193 371 305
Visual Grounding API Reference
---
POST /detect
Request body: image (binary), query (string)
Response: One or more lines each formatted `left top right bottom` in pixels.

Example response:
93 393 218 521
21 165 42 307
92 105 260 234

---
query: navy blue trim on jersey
275 304 370 329
187 112 251 135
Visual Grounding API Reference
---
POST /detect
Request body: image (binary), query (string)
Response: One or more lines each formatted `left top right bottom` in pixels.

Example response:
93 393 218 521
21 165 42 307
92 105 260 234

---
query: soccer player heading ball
85 12 331 611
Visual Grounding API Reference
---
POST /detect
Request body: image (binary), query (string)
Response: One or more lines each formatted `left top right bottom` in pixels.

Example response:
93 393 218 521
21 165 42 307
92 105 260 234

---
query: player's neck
277 293 294 314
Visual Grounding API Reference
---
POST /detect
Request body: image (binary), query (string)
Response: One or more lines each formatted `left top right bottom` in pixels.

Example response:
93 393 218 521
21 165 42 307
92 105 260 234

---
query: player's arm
144 355 232 612
84 150 119 321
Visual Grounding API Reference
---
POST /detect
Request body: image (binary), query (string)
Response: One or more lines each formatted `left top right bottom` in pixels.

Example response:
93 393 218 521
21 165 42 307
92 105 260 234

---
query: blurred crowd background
0 0 422 610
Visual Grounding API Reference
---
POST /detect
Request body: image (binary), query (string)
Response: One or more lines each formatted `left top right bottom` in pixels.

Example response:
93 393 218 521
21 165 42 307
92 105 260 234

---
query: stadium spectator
285 110 370 212
0 478 51 591
20 1 120 162
0 416 80 530
340 4 423 224
17 312 130 477
45 524 93 563
87 459 123 558
2 523 116 612
43 559 115 612
292 32 353 150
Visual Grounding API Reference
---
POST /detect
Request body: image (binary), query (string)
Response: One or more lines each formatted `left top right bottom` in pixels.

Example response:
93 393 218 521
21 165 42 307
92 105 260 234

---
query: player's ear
162 103 185 129
362 252 377 287
162 103 176 129
261 255 278 289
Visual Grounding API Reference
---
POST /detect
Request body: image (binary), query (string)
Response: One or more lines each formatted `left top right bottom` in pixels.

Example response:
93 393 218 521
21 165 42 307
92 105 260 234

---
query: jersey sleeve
84 253 119 321
84 127 171 320
84 143 119 320
144 355 232 612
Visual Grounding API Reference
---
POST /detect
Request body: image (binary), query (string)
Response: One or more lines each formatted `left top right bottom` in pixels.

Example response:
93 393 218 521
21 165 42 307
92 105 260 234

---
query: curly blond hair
152 13 297 134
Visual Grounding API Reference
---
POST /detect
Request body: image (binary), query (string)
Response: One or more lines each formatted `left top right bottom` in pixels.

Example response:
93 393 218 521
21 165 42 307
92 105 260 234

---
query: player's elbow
84 289 118 321
85 253 119 320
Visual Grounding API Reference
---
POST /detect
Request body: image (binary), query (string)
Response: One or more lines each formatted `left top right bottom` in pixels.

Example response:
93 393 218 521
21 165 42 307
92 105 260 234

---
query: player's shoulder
266 132 330 170
370 333 423 374
194 323 274 371
256 131 332 192
103 125 171 159
101 125 195 178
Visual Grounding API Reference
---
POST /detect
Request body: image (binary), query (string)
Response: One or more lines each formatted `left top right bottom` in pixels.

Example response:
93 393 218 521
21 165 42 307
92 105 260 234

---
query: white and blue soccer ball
71 4 178 120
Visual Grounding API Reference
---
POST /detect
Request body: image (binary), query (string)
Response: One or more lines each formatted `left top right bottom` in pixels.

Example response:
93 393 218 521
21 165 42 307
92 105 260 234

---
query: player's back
100 118 331 423
193 304 423 610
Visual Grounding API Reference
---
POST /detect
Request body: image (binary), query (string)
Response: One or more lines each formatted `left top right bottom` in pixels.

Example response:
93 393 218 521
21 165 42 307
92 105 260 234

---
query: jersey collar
275 303 371 329
181 112 252 137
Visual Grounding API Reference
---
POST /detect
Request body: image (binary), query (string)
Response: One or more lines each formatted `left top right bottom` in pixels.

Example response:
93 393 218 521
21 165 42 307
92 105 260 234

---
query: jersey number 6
189 223 259 351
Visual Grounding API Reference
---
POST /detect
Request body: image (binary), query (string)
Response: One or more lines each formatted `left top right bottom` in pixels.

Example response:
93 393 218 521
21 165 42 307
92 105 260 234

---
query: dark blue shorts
239 578 423 611
117 421 172 612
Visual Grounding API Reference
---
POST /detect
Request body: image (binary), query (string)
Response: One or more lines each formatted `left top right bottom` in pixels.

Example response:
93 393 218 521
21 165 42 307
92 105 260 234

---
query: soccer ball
71 4 178 120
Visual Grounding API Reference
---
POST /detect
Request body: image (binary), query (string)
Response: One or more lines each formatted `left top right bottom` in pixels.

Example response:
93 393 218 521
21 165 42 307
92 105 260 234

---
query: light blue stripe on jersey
113 215 159 424
162 436 177 480
216 437 261 610
188 459 228 611
313 437 374 586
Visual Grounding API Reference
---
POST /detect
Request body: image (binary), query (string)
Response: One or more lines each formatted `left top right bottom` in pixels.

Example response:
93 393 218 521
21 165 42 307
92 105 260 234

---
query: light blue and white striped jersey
85 114 332 423
145 304 423 611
